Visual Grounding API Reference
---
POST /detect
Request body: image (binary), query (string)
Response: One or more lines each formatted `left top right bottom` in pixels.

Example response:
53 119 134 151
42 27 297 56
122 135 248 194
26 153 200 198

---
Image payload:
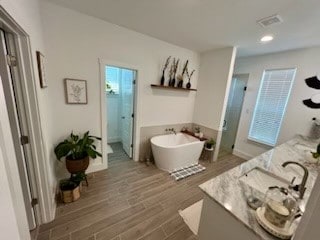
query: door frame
99 59 140 167
0 29 37 229
0 6 54 228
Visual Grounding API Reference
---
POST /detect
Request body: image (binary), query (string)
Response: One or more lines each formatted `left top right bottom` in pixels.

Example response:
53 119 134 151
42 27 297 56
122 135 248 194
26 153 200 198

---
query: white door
120 68 135 158
0 30 37 230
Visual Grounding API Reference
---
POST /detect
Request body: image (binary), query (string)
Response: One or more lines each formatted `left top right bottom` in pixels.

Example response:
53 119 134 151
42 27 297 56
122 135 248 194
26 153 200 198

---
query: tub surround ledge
199 135 319 240
181 130 208 141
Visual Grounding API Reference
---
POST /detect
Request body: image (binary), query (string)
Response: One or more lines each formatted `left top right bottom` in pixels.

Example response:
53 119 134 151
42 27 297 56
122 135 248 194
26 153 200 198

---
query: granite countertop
199 135 320 240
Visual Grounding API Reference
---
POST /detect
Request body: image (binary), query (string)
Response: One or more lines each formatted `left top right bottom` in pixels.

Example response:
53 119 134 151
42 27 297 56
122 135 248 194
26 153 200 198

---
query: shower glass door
220 75 247 157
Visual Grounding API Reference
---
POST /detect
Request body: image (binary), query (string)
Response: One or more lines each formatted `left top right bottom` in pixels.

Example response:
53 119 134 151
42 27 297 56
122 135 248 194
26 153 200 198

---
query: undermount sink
239 167 290 196
294 143 315 152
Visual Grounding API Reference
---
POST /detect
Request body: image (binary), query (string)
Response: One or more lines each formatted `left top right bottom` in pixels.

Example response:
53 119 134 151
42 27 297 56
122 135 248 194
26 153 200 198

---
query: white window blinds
248 68 296 146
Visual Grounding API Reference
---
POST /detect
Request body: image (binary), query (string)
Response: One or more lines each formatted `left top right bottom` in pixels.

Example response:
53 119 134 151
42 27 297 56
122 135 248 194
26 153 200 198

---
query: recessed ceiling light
260 35 274 43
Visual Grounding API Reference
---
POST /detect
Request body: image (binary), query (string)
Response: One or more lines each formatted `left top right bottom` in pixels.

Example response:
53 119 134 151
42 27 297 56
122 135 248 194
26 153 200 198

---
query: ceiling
44 0 320 57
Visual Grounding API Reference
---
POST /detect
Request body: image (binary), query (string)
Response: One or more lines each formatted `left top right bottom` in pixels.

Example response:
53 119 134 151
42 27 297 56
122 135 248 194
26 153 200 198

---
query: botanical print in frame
36 51 47 88
64 79 88 104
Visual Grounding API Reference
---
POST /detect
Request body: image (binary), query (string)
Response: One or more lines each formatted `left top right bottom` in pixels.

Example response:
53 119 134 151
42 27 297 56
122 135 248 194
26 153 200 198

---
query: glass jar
263 186 298 228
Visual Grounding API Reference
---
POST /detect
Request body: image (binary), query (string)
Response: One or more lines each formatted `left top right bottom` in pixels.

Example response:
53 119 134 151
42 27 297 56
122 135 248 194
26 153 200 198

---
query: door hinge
133 80 136 85
232 144 235 149
131 113 134 118
31 198 38 207
244 86 247 91
20 135 29 145
131 144 133 148
6 54 17 67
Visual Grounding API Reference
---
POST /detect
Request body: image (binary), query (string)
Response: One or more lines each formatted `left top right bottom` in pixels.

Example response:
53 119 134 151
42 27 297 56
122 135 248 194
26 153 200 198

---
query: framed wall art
64 78 88 104
36 51 47 88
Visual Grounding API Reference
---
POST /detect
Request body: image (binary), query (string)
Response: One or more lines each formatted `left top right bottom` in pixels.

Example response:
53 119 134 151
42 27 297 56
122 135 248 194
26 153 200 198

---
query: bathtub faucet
165 128 176 135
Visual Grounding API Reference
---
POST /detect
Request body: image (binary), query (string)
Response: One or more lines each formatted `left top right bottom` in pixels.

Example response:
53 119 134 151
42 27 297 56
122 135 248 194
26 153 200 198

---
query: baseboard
233 149 254 160
50 196 57 221
86 161 108 174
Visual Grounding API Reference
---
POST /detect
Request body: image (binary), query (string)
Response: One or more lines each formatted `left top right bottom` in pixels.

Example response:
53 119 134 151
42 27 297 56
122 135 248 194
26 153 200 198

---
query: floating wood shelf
150 84 197 91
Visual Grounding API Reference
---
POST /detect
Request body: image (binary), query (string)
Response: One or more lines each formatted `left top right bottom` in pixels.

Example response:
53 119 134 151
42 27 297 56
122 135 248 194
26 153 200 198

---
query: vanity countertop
199 135 320 239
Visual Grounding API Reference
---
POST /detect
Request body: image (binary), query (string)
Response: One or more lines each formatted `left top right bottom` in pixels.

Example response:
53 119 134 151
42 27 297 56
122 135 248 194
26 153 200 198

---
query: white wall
1 0 56 231
193 47 236 130
234 47 320 159
193 47 237 160
40 2 199 172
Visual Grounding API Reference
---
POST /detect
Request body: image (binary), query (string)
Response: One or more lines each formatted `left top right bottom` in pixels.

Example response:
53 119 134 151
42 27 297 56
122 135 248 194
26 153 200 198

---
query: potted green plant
206 138 216 149
60 179 80 203
70 172 87 186
311 143 320 164
54 131 102 174
60 172 86 203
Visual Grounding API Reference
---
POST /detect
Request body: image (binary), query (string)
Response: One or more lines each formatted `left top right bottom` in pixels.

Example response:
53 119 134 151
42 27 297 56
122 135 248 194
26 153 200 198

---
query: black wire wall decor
303 76 320 109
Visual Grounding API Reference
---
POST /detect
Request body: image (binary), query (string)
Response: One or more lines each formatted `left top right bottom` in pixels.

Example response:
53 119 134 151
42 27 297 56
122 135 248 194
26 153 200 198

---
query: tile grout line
67 201 147 240
56 198 111 219
161 225 169 237
158 213 184 237
37 157 244 240
93 203 160 240
164 224 186 239
160 213 182 229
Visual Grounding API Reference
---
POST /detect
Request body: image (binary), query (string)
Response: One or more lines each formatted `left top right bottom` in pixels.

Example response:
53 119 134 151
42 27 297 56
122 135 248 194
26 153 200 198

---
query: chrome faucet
282 161 309 199
165 128 176 135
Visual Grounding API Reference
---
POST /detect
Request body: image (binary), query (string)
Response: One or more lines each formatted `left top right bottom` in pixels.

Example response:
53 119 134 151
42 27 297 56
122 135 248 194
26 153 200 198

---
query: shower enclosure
219 74 248 158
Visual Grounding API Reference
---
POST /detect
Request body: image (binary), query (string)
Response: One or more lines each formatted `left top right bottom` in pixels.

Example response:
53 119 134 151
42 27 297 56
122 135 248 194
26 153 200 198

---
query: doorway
105 65 136 162
219 74 248 158
0 29 37 230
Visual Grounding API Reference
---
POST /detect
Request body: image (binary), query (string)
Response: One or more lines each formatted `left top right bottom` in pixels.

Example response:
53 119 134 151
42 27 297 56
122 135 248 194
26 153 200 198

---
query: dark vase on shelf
171 78 176 87
160 71 165 85
177 80 183 88
186 81 191 89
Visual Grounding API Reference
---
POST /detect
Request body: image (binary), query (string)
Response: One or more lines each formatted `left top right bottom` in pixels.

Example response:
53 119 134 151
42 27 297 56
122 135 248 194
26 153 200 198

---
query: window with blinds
248 68 296 146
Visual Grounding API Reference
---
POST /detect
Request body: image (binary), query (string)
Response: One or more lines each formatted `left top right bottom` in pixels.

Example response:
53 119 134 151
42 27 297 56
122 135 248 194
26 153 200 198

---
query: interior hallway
36 154 244 240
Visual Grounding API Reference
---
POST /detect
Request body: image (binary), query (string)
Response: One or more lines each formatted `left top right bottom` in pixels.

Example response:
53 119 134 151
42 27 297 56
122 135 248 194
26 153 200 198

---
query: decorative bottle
160 71 165 85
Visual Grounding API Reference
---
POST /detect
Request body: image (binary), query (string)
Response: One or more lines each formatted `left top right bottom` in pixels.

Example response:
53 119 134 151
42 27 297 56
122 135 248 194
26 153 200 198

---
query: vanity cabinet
197 135 320 240
198 195 260 240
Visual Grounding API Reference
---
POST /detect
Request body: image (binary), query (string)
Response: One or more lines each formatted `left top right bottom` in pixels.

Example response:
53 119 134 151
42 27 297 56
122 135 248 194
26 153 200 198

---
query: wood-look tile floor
37 146 244 240
218 147 232 159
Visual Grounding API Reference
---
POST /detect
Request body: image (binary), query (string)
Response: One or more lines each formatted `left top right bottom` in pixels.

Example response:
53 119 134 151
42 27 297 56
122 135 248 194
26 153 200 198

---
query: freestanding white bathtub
151 133 204 172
